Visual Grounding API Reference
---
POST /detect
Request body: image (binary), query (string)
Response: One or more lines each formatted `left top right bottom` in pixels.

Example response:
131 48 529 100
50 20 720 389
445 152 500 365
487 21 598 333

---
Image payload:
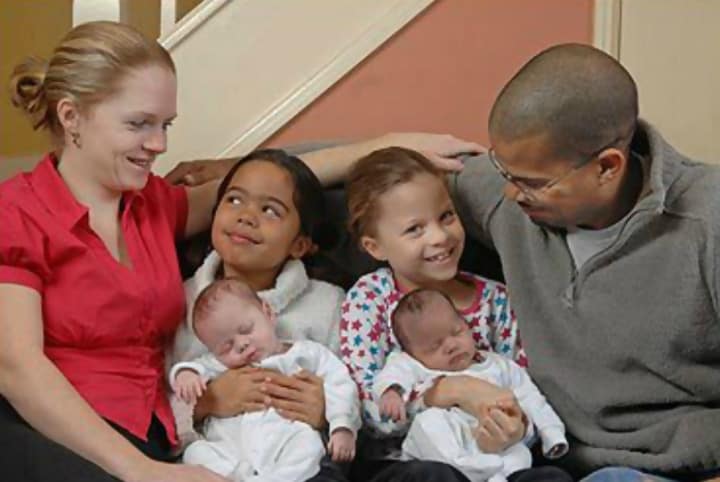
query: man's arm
165 133 483 187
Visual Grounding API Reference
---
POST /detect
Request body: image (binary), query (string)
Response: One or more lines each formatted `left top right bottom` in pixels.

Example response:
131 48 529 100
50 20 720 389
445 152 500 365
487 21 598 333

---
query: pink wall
266 0 594 148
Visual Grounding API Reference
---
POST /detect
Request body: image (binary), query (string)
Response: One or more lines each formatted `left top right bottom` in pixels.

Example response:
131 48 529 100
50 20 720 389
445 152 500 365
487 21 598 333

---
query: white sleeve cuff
328 416 359 438
168 361 206 389
540 426 568 458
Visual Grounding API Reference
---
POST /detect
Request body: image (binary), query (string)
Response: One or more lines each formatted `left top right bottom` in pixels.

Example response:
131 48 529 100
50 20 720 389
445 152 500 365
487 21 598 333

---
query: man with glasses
166 41 719 482
451 43 720 482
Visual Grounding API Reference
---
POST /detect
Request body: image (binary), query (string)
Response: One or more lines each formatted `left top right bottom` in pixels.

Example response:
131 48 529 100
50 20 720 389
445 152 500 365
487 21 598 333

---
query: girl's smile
362 172 465 291
211 159 312 290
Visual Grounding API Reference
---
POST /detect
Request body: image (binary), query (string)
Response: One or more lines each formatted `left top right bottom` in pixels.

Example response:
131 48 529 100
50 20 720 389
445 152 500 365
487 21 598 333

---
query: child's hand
327 428 355 462
379 387 406 422
174 369 206 405
472 405 524 454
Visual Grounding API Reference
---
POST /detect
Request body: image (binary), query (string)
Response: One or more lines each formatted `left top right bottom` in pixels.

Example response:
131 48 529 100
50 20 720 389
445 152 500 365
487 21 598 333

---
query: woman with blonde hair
1 20 227 482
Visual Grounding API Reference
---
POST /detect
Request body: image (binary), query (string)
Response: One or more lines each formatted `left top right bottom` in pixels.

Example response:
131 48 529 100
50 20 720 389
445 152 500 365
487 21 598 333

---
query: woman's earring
70 131 81 149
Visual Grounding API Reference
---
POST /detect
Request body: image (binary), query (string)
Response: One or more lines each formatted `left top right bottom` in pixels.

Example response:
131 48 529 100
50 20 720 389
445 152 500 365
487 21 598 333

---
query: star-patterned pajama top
339 267 527 444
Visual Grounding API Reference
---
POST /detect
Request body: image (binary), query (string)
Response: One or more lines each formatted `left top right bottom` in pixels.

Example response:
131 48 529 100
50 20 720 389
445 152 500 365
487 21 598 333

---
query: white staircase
148 0 433 174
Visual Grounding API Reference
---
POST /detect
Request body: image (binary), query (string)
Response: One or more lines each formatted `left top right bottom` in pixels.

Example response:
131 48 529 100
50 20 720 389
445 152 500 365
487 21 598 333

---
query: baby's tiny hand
174 369 206 405
379 388 406 422
327 428 355 462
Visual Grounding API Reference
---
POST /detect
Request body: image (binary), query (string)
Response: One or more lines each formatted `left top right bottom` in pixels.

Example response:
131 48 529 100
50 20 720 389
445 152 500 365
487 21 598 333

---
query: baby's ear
261 300 276 326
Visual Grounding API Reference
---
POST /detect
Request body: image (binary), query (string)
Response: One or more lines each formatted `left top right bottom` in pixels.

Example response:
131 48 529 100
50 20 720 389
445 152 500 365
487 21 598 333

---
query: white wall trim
160 0 232 51
159 0 177 38
73 0 121 26
593 0 622 58
218 0 434 158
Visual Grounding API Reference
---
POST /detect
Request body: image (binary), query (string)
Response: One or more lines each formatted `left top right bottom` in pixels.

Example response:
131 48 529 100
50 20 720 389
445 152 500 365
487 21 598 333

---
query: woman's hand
165 158 236 186
194 366 275 420
261 370 327 430
128 460 229 482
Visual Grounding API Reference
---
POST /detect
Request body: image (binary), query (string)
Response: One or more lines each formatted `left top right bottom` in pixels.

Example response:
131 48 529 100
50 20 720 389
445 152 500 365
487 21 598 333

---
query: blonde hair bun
9 57 49 130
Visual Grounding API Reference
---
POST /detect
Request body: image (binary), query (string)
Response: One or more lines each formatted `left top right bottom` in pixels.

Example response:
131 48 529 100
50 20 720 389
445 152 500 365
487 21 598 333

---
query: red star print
518 354 528 367
352 320 362 331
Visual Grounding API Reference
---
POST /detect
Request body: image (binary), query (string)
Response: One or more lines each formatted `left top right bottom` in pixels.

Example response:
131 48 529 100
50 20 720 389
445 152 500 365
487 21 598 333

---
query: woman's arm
0 284 225 482
184 180 221 239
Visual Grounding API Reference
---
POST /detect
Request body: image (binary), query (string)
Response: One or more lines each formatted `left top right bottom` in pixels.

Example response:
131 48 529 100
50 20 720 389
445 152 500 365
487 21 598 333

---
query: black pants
351 458 574 482
0 396 179 482
0 396 350 482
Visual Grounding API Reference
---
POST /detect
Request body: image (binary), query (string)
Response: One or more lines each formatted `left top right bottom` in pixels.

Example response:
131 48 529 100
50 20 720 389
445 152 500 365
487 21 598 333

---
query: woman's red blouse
0 154 189 444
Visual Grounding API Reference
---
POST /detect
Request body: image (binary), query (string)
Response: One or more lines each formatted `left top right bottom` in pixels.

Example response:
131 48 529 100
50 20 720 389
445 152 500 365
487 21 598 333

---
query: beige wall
0 0 73 161
618 0 720 163
266 0 594 148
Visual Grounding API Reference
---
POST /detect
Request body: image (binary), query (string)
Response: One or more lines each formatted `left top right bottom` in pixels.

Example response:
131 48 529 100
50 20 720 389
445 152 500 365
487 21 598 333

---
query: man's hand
378 133 485 171
164 158 236 186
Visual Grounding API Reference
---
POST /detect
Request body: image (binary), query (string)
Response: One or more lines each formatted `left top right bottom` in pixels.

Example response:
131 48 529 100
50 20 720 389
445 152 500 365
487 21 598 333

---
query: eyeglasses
488 136 627 203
